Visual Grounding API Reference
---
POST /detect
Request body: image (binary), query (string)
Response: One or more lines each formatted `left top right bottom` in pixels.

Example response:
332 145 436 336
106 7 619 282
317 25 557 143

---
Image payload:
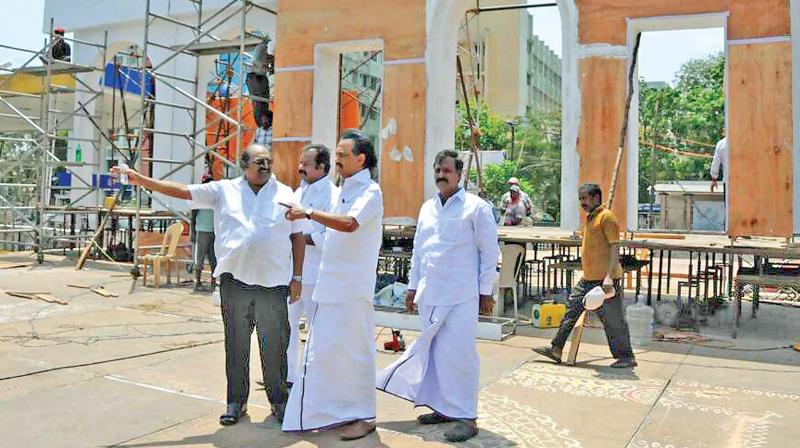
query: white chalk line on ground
104 374 268 409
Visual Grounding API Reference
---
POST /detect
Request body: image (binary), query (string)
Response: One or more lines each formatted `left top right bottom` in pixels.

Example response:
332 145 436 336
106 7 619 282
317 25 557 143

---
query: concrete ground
1 253 799 448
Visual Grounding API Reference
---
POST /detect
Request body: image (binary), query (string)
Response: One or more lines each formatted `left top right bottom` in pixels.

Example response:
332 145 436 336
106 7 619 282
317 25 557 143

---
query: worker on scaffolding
49 27 71 62
191 174 217 292
246 36 273 135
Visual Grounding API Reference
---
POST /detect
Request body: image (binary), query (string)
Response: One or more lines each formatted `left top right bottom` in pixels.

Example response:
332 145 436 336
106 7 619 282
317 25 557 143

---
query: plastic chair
140 222 184 287
498 243 526 326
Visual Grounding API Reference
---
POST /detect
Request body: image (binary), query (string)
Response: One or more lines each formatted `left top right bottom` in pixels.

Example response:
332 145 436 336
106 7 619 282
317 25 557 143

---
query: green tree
638 52 725 203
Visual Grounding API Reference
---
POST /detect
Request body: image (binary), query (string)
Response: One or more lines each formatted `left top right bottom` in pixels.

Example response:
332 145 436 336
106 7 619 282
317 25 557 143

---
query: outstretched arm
111 166 192 200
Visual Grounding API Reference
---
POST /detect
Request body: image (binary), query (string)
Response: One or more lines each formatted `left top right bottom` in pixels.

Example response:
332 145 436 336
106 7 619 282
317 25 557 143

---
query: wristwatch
305 208 314 219
292 275 303 282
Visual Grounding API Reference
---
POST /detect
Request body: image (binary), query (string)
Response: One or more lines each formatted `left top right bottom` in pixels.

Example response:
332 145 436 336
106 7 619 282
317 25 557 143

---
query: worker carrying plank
532 184 637 369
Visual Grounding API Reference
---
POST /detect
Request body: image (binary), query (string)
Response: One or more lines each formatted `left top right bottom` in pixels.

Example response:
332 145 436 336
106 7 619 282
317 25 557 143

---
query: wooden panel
379 63 426 219
576 0 729 45
728 42 793 237
272 140 308 190
577 57 628 229
272 71 313 139
729 0 790 40
576 0 789 44
275 0 426 68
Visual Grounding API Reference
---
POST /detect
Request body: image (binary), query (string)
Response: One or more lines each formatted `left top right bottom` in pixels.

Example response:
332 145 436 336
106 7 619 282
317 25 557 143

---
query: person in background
191 175 217 292
500 177 532 216
42 27 71 63
710 136 727 193
500 185 527 226
247 37 273 133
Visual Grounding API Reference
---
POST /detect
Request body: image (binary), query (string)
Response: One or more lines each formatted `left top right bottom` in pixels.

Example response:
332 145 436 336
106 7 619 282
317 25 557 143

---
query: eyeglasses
249 158 271 167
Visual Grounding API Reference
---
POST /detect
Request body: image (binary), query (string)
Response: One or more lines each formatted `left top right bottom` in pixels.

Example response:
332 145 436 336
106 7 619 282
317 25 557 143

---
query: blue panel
103 63 155 96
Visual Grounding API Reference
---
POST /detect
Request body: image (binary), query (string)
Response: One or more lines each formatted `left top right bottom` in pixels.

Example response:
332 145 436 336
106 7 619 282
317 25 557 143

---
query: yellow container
104 196 116 208
532 303 566 328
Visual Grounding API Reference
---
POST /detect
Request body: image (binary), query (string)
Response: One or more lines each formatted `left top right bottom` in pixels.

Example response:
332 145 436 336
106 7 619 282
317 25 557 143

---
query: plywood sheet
272 71 313 139
275 0 426 68
272 140 308 190
728 42 794 237
577 57 628 229
576 0 789 44
729 0 790 40
379 63 426 219
576 0 729 44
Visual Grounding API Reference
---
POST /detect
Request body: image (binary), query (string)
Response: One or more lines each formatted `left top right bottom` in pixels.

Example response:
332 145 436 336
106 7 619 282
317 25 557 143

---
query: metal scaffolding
0 18 109 262
0 1 274 271
129 0 274 277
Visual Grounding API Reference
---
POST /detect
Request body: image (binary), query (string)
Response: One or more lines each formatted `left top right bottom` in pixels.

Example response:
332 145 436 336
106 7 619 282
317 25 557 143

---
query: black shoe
444 421 479 442
532 346 562 364
610 358 638 368
219 402 247 426
417 412 456 425
271 403 286 424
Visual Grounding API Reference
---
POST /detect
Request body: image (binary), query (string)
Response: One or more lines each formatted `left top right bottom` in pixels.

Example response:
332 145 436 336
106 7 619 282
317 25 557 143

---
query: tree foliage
457 102 561 221
639 52 725 203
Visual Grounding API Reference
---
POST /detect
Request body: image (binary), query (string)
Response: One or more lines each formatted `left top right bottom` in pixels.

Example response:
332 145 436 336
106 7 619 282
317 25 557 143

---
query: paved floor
1 253 799 447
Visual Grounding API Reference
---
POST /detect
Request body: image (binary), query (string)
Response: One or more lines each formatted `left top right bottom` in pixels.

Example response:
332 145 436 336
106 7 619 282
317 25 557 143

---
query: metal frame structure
130 0 275 276
0 19 110 262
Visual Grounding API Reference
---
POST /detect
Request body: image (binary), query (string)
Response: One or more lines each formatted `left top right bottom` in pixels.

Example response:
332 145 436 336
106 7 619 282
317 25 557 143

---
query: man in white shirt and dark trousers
287 144 338 385
377 150 499 443
282 130 384 441
710 136 727 227
111 144 305 426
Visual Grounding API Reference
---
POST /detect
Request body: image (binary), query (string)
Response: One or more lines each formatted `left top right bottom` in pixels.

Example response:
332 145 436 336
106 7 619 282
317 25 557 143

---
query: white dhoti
286 285 317 384
377 299 479 419
282 298 377 431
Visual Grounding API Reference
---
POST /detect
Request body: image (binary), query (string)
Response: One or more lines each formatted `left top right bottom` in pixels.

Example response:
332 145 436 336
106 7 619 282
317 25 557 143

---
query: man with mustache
377 150 499 442
286 144 338 386
111 144 306 424
281 130 383 441
532 183 636 368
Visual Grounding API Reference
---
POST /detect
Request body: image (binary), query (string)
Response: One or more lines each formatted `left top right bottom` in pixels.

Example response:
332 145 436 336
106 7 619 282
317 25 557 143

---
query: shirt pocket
436 217 472 244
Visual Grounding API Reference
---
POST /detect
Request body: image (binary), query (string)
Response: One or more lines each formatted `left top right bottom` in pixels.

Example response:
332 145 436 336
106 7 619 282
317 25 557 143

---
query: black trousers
551 278 635 360
219 273 290 407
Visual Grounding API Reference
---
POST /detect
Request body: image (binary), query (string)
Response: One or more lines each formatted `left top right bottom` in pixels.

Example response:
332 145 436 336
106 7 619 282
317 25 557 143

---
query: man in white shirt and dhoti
286 144 338 385
282 130 384 441
377 149 499 442
112 144 305 425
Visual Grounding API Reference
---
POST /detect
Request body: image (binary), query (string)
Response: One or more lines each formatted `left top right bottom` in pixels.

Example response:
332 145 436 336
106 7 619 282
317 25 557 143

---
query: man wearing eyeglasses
111 144 306 425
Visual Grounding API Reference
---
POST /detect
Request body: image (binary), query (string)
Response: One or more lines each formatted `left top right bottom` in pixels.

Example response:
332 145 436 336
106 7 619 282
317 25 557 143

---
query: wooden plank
576 0 728 45
728 42 793 237
0 261 32 270
380 63 426 219
275 0 426 67
176 37 262 56
729 0 790 40
272 71 313 139
577 57 628 229
6 291 67 305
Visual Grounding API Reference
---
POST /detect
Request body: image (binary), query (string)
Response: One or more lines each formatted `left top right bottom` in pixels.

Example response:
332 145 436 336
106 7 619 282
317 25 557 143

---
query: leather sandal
219 402 247 426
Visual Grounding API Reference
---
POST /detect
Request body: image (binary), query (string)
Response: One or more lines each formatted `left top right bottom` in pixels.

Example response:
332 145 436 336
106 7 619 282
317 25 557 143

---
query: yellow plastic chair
140 222 184 287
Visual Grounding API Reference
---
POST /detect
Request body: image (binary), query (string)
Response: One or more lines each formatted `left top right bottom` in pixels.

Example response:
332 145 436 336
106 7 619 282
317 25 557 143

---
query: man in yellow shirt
533 184 636 368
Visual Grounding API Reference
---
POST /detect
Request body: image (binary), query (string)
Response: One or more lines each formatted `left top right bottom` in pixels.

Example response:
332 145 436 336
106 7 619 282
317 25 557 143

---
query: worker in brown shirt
533 183 636 368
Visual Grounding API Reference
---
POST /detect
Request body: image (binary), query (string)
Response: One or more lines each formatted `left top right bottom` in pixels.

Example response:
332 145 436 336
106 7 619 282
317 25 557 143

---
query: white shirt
409 189 500 306
294 175 339 285
312 169 384 303
711 137 727 181
188 176 305 287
